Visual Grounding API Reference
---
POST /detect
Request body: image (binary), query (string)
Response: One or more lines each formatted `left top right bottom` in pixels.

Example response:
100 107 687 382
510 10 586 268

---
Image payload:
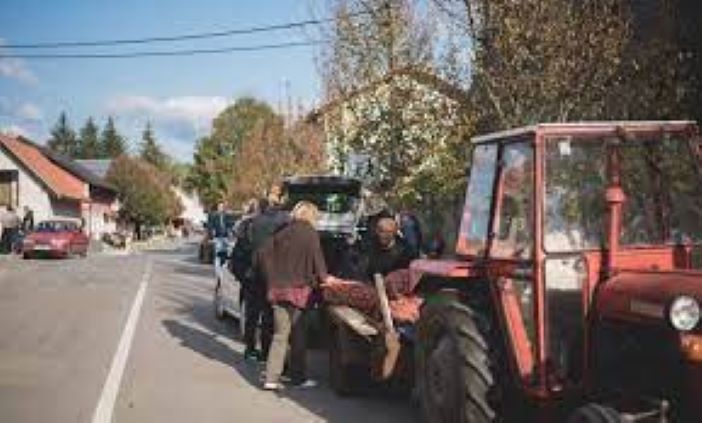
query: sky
0 0 324 162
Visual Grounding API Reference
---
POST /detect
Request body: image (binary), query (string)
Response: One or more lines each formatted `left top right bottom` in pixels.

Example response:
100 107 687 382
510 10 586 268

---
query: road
0 241 413 423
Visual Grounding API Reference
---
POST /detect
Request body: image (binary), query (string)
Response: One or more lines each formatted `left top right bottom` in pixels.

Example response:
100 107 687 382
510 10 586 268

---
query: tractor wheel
416 292 502 423
329 324 367 396
566 404 620 423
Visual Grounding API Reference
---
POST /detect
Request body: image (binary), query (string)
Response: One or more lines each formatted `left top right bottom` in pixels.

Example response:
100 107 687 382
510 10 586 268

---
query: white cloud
106 95 229 134
1 123 30 138
0 39 38 85
0 97 43 121
105 95 230 161
17 102 42 121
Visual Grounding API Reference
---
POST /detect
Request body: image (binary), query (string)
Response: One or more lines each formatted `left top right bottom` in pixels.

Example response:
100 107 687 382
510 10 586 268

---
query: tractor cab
412 121 702 422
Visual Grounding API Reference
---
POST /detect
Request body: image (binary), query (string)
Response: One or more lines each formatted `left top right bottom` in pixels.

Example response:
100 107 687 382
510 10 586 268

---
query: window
620 136 702 244
458 144 498 256
0 171 15 207
545 138 607 252
492 142 534 259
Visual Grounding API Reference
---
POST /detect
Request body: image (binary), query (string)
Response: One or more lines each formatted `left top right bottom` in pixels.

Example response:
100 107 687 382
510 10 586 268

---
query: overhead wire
0 11 366 49
0 40 323 59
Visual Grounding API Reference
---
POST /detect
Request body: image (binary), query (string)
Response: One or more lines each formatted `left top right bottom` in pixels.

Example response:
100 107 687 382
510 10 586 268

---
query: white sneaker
292 379 318 389
263 382 283 391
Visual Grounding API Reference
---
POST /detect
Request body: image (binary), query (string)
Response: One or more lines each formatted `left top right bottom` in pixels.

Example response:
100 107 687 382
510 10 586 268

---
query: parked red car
22 220 89 259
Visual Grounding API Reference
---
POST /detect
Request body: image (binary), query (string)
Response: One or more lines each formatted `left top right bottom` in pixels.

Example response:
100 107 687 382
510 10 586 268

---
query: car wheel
22 252 30 260
213 278 226 321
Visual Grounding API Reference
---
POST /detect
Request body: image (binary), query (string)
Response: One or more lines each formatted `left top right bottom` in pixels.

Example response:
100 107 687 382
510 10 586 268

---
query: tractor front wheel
566 404 620 423
416 292 501 423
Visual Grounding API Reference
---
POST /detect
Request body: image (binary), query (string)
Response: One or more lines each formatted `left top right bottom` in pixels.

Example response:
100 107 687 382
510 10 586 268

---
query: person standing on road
243 189 290 362
22 206 34 232
397 209 422 259
1 206 21 254
208 201 231 279
257 201 337 390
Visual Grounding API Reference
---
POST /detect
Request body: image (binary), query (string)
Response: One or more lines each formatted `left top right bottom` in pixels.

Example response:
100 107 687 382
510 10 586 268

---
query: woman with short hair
257 201 335 390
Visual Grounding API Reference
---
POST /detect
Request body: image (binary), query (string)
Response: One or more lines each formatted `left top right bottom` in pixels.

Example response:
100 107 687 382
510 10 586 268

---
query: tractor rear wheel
329 324 367 396
416 292 502 423
566 404 620 423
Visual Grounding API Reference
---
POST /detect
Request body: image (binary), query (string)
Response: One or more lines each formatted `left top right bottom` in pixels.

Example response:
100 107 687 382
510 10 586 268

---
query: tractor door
543 136 609 386
486 140 539 385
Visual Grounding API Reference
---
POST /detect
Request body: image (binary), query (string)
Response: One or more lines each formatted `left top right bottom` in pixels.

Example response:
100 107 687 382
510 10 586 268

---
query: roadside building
0 134 118 239
45 155 118 240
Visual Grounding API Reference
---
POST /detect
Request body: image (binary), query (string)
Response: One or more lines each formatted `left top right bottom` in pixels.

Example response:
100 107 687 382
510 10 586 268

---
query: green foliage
188 97 279 209
101 117 127 158
320 0 474 211
139 122 169 170
76 117 102 159
47 112 78 157
106 155 182 226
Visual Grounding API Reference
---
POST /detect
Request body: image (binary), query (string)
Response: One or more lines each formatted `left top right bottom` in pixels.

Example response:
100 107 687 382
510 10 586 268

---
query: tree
139 122 169 170
47 112 78 157
318 0 474 208
434 0 696 128
101 116 127 158
188 97 279 208
77 117 101 159
227 117 327 206
106 155 182 238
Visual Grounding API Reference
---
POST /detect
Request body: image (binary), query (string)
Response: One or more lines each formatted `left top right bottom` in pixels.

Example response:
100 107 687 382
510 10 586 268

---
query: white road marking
92 259 152 423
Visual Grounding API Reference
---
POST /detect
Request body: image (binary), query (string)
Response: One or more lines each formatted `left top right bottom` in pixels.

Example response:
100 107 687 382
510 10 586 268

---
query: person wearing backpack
242 190 290 362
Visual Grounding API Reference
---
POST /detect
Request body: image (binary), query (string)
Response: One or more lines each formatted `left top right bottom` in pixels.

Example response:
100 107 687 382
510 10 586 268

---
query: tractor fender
409 258 481 294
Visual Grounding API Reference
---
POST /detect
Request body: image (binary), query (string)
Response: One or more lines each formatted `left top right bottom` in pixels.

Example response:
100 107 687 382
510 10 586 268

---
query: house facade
0 134 118 239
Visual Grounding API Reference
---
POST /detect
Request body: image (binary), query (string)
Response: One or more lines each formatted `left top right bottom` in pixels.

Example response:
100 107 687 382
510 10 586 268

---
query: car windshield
545 134 702 252
35 221 75 232
286 191 358 214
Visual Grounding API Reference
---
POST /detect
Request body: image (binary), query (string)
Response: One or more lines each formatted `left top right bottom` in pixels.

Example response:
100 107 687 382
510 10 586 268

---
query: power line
1 12 365 49
0 40 323 59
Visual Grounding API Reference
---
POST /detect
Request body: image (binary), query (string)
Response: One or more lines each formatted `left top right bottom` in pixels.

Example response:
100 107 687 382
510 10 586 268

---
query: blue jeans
213 237 228 279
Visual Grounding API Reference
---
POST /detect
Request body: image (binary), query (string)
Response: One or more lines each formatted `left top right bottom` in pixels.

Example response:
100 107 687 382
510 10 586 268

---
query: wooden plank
328 305 379 337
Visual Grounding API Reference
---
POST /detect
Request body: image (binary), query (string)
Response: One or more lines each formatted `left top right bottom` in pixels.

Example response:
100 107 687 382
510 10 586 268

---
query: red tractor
409 121 702 422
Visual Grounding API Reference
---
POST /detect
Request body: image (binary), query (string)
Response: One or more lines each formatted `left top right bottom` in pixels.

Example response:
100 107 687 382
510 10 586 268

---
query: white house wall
0 149 54 222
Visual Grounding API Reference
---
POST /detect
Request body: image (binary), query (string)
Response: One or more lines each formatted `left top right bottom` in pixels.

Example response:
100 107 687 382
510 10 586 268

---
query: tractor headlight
669 296 700 332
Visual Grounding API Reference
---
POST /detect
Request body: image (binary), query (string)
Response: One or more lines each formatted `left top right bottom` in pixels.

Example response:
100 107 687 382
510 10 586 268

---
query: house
0 134 118 239
43 154 119 240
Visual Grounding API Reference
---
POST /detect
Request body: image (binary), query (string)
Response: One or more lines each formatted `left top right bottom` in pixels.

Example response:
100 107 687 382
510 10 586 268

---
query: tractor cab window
545 138 608 252
492 142 534 259
458 144 498 256
620 136 702 245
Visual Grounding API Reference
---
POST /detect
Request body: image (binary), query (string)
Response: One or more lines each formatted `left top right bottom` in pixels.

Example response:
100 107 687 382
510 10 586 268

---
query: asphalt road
0 241 414 423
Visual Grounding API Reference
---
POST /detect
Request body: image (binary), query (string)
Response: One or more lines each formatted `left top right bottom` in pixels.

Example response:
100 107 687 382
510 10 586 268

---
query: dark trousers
243 285 273 357
1 228 17 254
265 303 307 384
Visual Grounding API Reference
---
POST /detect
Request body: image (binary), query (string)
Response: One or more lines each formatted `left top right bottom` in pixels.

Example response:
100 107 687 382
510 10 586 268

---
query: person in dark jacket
22 206 34 232
242 194 291 362
397 210 423 258
365 217 414 279
258 201 337 390
208 201 232 277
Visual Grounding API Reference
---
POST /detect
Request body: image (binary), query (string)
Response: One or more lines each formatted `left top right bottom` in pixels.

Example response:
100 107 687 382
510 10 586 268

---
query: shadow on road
162 319 261 386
